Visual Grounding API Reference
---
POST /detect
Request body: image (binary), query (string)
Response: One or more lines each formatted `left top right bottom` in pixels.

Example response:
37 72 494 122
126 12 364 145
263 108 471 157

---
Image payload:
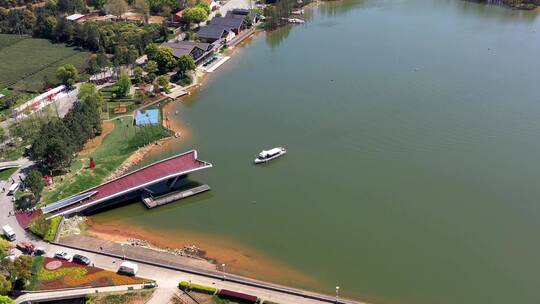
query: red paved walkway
15 210 43 229
47 150 211 216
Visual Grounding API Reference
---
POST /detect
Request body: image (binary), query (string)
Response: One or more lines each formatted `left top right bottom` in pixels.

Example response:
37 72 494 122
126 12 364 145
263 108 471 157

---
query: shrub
178 281 217 295
44 217 61 242
38 267 87 281
28 216 50 239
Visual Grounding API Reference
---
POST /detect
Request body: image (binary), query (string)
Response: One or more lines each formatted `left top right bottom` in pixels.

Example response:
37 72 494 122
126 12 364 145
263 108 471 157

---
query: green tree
133 66 144 84
144 43 159 61
104 0 128 18
25 171 45 199
134 0 150 23
183 6 208 25
195 2 210 14
116 71 132 97
87 54 101 75
0 239 12 258
154 47 177 74
0 295 14 304
56 64 79 87
13 256 32 284
177 54 195 76
0 276 11 296
156 75 169 90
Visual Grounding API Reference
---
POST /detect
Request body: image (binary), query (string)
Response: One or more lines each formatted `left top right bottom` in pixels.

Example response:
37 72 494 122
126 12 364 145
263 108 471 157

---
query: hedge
178 281 217 295
44 216 61 242
28 215 50 238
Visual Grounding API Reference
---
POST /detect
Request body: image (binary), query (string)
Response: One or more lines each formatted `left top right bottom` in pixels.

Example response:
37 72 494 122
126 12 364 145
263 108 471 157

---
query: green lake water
92 1 540 303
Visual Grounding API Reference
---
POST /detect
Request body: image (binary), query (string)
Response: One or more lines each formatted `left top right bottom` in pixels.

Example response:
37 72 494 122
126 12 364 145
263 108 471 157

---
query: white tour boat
254 147 287 164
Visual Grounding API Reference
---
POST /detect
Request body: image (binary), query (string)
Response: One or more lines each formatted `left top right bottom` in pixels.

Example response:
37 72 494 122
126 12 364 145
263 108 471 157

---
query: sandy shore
86 218 322 290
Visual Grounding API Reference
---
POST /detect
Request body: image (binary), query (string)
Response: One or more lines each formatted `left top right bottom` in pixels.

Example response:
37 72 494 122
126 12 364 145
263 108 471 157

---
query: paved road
0 158 29 171
0 158 42 247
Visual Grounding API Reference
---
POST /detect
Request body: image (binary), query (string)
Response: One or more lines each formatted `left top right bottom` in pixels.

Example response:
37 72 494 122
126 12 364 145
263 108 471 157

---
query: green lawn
0 167 17 181
40 118 173 205
0 34 90 92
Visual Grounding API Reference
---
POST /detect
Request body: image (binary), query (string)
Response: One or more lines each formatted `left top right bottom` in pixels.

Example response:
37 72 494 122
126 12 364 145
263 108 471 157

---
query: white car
54 251 72 261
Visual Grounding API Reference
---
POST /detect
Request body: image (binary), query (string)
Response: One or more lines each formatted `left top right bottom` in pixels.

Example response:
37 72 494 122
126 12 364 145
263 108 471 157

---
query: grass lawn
40 118 173 205
0 34 90 92
0 167 17 181
30 257 151 291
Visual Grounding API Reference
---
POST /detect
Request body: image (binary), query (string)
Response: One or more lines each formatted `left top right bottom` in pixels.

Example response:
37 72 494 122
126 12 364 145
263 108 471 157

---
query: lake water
92 1 540 303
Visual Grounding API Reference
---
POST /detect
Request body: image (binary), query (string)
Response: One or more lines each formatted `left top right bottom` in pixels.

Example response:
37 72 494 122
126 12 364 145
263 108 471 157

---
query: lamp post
121 243 126 260
222 263 226 280
335 286 340 303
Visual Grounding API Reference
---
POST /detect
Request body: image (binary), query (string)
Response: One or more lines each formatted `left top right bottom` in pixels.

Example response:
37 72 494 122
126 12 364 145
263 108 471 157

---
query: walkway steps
142 185 210 209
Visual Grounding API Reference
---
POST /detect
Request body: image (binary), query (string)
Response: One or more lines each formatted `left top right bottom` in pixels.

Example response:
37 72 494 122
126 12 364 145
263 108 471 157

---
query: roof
209 16 244 29
120 261 138 269
66 14 85 21
197 25 229 40
44 150 212 217
162 41 212 58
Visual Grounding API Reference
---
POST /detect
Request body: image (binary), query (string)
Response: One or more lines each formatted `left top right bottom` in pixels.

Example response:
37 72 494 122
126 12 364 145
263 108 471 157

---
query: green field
40 118 173 205
0 34 90 92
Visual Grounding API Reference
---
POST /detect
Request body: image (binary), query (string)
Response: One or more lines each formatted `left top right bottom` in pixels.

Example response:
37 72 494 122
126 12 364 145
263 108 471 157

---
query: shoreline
84 218 323 291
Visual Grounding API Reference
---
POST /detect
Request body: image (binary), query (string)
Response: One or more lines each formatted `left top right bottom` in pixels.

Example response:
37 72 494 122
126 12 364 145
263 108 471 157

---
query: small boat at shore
254 147 287 164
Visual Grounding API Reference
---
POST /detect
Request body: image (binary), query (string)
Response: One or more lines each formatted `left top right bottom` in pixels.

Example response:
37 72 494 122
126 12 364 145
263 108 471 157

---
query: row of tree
31 83 102 172
0 239 32 303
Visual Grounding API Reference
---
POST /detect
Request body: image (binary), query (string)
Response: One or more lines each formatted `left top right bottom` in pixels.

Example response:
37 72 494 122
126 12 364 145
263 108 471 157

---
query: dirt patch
80 121 115 155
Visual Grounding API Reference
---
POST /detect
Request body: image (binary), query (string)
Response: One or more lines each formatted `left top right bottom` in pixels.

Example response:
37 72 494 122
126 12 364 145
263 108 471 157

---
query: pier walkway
142 185 210 208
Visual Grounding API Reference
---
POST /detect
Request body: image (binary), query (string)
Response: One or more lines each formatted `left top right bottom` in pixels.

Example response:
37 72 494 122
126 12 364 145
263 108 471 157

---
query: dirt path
80 121 115 155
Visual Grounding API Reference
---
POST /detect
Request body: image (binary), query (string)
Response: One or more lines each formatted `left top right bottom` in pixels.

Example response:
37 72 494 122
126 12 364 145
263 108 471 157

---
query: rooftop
162 41 212 58
209 16 245 29
197 25 229 40
44 150 212 217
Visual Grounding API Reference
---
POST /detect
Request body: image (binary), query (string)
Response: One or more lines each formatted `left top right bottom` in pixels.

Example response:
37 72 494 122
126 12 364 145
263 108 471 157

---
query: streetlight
221 263 226 280
335 286 340 303
121 243 126 260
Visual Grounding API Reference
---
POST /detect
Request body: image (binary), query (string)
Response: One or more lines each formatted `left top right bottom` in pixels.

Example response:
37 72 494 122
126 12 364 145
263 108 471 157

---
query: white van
7 183 19 196
2 225 16 241
118 261 138 276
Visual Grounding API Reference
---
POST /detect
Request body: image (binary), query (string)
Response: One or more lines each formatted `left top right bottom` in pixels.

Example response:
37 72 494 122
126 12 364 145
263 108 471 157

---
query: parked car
54 250 72 261
16 241 35 254
34 247 45 256
72 254 91 265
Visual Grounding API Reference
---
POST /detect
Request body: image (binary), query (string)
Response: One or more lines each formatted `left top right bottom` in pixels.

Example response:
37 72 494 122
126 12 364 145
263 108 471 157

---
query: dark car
72 254 91 265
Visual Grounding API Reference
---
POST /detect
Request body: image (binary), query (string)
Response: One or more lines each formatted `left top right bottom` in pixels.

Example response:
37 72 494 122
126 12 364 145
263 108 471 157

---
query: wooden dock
142 185 211 209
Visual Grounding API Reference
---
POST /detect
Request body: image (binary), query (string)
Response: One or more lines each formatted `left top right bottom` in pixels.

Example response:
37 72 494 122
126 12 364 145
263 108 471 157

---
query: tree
0 295 14 304
116 71 132 97
144 43 159 61
183 6 208 25
56 64 79 87
25 170 45 199
156 75 169 90
154 47 177 74
87 54 101 75
104 0 128 18
13 255 32 284
0 276 10 296
195 2 210 14
58 0 86 13
133 66 144 84
134 0 150 23
0 240 12 258
177 54 195 76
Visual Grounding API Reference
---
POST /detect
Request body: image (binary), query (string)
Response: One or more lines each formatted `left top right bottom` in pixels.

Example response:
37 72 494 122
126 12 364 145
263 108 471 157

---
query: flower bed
33 258 150 290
